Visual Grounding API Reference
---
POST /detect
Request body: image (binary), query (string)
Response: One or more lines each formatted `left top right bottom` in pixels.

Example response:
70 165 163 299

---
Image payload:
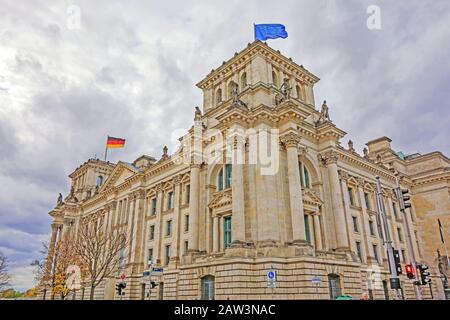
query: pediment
99 162 140 192
302 189 323 206
208 190 232 209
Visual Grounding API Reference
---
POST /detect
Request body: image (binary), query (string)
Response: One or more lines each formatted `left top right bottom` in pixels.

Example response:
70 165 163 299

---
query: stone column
321 150 349 251
307 214 315 248
280 132 307 245
313 214 323 250
339 171 354 251
188 164 200 251
45 223 59 274
231 135 246 246
212 215 219 253
357 178 372 262
170 176 182 267
131 190 146 272
154 184 164 263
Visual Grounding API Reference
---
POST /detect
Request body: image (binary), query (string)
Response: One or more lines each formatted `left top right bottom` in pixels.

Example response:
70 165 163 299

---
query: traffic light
116 282 127 296
393 249 402 275
398 188 412 211
150 281 159 288
418 264 431 285
405 264 415 279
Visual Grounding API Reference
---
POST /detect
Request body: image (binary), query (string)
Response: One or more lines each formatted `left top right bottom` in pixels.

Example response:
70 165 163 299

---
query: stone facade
43 41 449 300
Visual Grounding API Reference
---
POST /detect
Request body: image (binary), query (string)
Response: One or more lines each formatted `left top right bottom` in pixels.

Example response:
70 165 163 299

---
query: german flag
106 136 126 148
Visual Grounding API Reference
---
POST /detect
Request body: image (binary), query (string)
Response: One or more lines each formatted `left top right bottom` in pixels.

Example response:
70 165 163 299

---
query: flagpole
104 136 109 162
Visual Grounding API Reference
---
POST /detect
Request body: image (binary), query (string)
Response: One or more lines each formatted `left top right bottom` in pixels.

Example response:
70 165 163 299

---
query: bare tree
0 251 10 291
74 218 127 300
30 242 49 284
31 238 79 300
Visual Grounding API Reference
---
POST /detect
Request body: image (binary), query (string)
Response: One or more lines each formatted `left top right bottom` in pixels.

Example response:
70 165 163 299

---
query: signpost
267 268 277 299
312 276 321 299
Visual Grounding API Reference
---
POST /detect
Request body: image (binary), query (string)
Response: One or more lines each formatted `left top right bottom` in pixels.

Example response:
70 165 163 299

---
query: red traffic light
405 264 415 279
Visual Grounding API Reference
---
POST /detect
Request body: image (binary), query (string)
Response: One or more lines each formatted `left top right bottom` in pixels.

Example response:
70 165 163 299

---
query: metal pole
394 172 423 300
375 176 401 300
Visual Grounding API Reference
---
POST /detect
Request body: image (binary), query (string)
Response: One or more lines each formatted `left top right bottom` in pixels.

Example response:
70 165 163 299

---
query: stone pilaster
170 176 182 268
339 170 354 252
357 178 372 263
154 183 164 264
212 215 219 253
321 150 349 252
131 190 146 273
231 136 246 247
188 164 200 251
280 132 307 245
313 214 323 250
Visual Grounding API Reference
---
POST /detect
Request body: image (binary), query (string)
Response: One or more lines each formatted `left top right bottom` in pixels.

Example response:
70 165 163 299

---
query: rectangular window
150 198 157 215
167 192 174 209
369 220 375 236
184 240 189 254
401 249 407 262
149 225 155 240
225 164 232 189
356 241 363 262
186 185 190 204
184 215 189 232
165 245 171 265
224 216 232 249
373 244 379 263
364 193 371 210
352 216 359 233
218 169 224 191
392 202 398 219
148 248 154 263
304 215 311 244
348 187 355 206
397 227 403 242
166 220 172 236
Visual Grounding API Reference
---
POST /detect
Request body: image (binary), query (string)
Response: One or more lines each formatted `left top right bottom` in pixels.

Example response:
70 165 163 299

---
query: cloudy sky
1 0 449 291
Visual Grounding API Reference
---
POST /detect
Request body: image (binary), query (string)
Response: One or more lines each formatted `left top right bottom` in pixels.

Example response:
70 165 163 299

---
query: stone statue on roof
316 100 331 125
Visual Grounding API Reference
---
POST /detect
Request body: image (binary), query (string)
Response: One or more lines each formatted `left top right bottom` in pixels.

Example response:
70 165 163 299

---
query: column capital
338 169 349 181
190 163 201 170
155 183 164 192
173 175 182 186
280 132 301 148
319 150 339 166
356 177 365 188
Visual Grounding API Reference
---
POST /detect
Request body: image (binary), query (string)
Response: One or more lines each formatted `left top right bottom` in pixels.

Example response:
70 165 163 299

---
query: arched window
328 274 342 300
96 175 103 187
299 162 311 188
201 275 215 300
217 164 232 191
216 88 222 105
272 70 278 87
240 72 247 89
227 82 234 99
296 84 304 100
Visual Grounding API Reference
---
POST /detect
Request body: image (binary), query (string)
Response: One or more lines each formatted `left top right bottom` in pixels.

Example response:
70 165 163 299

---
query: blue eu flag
254 24 288 41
